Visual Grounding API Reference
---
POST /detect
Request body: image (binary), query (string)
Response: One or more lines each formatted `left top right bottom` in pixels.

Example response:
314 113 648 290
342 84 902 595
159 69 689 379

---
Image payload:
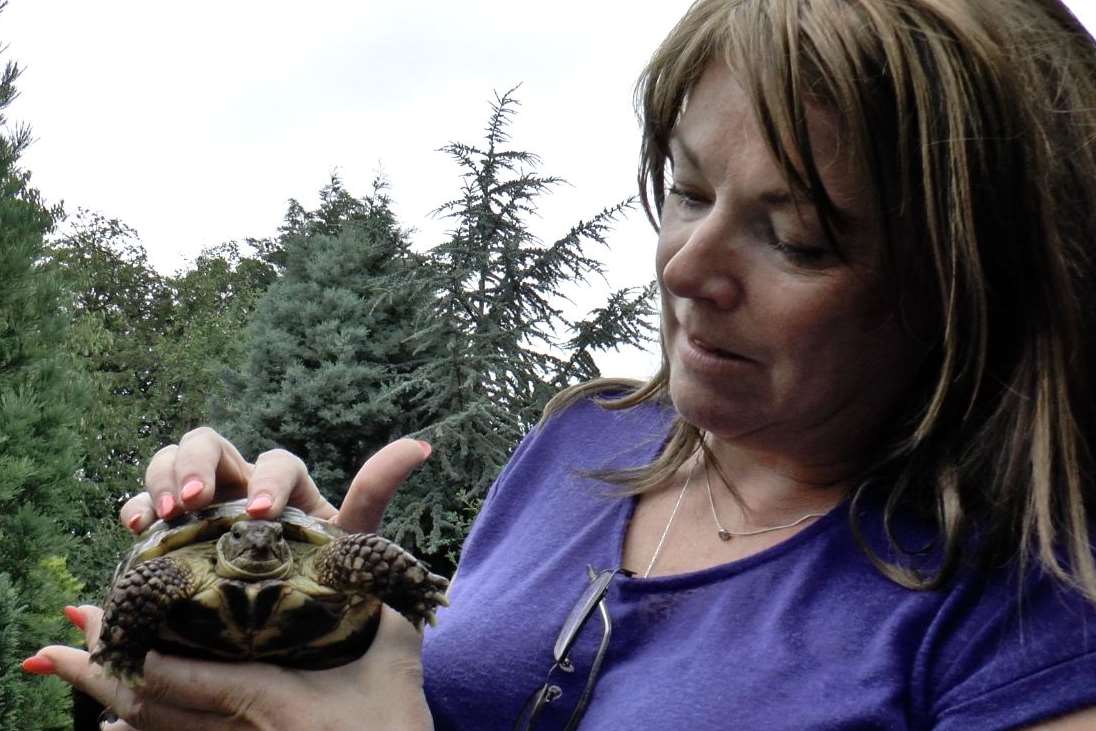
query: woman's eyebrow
669 134 805 201
760 190 807 208
668 132 861 231
667 134 703 172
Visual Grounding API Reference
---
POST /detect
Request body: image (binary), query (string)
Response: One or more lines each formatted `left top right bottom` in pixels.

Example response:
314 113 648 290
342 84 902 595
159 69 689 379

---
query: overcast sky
5 1 1096 380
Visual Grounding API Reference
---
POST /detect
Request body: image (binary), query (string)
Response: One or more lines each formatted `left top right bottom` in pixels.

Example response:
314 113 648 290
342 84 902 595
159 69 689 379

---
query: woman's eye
769 237 830 266
668 185 706 209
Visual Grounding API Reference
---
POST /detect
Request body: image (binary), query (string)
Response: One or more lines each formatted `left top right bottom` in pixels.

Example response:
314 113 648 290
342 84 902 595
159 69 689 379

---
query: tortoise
90 498 449 684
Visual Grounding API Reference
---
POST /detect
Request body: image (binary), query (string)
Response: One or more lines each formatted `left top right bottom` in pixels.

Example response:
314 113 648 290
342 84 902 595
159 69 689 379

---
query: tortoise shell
92 499 448 683
119 499 345 566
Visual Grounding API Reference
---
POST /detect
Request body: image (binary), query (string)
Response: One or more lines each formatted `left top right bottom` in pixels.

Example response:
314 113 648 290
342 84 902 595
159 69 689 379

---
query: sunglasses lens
553 570 615 661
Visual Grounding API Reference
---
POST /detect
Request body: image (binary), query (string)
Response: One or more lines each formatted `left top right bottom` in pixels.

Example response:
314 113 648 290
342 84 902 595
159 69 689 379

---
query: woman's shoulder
478 380 673 511
908 542 1096 727
535 378 675 444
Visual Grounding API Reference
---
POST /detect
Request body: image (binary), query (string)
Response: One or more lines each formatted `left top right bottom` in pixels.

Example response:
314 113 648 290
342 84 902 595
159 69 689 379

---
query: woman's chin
667 375 761 439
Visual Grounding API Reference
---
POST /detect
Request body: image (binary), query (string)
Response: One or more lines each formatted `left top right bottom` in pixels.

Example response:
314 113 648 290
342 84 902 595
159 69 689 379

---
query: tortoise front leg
315 534 449 629
91 556 196 685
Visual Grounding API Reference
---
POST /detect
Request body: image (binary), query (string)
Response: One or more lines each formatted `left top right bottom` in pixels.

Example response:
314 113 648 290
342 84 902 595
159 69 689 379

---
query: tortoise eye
232 523 245 537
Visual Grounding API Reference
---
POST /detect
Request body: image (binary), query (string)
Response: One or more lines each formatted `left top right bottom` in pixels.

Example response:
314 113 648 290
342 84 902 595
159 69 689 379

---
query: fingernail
127 513 143 533
180 479 204 502
247 494 273 515
21 655 55 675
156 493 176 519
64 605 86 631
416 440 432 459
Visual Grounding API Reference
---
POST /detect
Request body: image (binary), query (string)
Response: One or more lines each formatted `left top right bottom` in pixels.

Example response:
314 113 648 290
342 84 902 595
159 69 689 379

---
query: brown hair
546 0 1096 599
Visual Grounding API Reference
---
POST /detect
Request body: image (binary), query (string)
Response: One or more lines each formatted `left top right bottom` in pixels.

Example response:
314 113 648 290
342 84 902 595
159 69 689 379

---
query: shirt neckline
607 410 850 592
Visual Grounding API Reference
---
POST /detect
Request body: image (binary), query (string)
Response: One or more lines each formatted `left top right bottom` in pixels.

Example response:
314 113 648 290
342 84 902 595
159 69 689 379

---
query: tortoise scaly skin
90 499 448 685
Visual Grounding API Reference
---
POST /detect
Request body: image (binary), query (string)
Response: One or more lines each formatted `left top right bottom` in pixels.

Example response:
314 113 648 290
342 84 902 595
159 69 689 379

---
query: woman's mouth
690 336 746 360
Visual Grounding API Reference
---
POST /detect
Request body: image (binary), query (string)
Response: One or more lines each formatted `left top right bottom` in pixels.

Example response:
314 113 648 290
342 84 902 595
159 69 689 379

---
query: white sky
5 0 1096 380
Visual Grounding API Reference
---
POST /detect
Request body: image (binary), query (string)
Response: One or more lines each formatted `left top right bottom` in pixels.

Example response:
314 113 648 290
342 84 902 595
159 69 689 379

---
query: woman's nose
659 210 743 309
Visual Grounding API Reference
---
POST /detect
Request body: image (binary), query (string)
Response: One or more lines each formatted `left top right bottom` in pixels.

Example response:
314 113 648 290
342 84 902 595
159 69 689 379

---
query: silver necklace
642 457 699 578
642 454 829 578
703 457 826 541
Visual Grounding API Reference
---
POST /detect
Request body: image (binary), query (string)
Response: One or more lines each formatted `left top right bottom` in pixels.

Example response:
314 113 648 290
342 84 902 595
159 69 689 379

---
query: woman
28 0 1096 728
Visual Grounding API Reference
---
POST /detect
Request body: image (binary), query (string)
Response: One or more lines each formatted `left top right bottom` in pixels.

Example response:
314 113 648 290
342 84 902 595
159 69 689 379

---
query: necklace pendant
718 529 732 542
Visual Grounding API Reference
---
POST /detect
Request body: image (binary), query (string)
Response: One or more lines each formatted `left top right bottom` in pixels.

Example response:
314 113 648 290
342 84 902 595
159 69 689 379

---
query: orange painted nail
247 494 273 515
127 513 143 532
21 655 55 675
180 479 204 502
63 605 86 631
157 494 176 519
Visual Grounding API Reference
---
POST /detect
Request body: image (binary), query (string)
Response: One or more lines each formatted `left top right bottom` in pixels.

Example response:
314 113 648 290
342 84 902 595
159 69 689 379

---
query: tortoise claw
93 556 195 684
315 534 449 627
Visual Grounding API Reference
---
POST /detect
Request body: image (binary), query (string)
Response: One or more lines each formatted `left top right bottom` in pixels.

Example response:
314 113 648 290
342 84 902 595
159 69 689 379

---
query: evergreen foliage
214 176 437 501
8 67 653 720
0 23 85 725
216 95 655 574
46 212 279 588
0 2 658 710
390 90 656 569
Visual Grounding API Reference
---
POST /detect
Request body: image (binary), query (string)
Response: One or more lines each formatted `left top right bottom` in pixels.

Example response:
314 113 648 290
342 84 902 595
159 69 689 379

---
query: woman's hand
40 603 432 731
25 428 436 729
120 427 432 534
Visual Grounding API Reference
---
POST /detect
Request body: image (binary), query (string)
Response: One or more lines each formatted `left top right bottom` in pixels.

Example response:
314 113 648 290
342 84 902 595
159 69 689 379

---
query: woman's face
657 62 922 467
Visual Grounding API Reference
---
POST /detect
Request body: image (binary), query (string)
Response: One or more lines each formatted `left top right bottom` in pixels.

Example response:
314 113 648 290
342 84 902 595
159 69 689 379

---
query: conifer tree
0 27 85 726
389 90 656 568
214 177 436 502
214 101 653 575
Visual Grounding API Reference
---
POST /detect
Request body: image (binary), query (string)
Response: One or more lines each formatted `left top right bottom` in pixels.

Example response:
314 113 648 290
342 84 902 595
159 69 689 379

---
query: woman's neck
701 437 857 528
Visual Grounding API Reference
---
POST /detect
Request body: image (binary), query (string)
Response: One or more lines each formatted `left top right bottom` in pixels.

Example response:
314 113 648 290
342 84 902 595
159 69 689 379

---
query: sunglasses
513 566 629 730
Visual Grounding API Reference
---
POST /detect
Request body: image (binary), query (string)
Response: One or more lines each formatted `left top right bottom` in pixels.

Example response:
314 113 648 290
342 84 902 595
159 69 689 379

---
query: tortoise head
215 520 293 579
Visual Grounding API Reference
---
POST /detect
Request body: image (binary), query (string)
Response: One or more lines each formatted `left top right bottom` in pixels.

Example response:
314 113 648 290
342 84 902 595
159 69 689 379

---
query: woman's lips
689 336 748 361
678 333 756 374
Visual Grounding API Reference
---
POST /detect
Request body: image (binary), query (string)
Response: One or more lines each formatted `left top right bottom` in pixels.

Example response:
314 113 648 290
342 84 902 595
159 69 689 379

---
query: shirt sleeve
922 564 1096 729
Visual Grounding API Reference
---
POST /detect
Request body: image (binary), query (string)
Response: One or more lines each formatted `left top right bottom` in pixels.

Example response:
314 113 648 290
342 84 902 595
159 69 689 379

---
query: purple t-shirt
421 397 1096 729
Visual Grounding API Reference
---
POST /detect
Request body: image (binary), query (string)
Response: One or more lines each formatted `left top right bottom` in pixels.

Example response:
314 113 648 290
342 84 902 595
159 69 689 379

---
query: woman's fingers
174 428 253 510
136 427 339 524
36 645 140 723
127 427 428 535
37 644 258 730
65 607 143 729
65 603 103 650
336 439 432 533
246 449 335 520
37 606 429 730
119 493 154 534
142 428 253 521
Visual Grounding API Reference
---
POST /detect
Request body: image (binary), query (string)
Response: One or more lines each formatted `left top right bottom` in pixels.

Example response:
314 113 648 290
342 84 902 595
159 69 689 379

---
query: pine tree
214 99 654 575
214 176 437 502
389 89 656 569
0 25 85 726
